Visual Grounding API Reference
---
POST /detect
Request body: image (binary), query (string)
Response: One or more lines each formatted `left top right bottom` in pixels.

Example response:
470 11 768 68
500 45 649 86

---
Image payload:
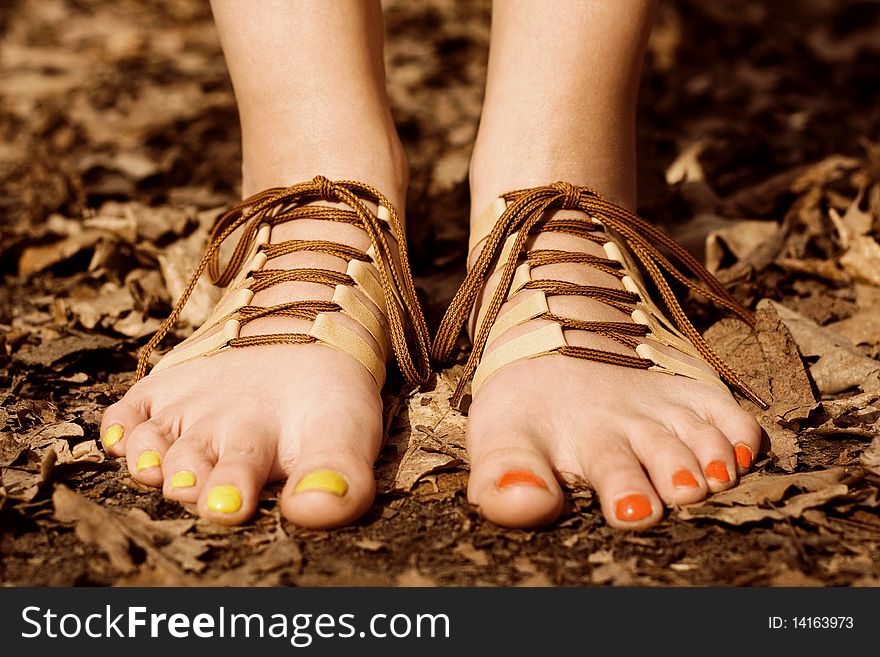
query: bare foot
454 197 762 530
98 0 430 528
439 0 762 530
102 179 427 528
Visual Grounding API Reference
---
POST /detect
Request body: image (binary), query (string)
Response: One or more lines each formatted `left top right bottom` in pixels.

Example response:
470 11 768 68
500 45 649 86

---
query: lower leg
470 0 657 215
102 0 409 529
211 0 407 204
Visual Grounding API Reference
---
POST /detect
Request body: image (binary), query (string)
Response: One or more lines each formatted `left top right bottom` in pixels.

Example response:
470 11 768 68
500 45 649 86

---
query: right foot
101 177 429 528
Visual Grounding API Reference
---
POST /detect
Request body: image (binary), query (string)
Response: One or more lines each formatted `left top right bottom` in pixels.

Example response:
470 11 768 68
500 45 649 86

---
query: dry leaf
770 300 880 395
705 219 779 273
396 568 438 587
53 485 136 572
665 140 707 185
709 468 846 506
678 482 850 525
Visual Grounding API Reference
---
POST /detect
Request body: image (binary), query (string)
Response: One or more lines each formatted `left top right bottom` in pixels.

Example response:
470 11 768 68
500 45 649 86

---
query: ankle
469 122 637 221
240 111 409 210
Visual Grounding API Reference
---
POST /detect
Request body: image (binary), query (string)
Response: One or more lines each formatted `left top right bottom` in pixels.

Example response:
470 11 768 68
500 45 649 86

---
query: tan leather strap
432 182 767 409
136 176 431 388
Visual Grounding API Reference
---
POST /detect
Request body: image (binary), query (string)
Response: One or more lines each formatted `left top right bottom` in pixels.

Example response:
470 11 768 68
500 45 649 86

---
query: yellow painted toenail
135 450 162 471
103 424 124 448
170 471 196 489
206 485 242 514
294 469 348 496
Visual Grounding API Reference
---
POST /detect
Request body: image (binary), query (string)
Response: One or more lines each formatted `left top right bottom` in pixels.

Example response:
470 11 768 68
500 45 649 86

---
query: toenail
103 424 124 449
734 444 753 470
497 470 548 490
615 494 652 522
170 471 197 490
206 485 242 513
672 469 699 489
294 469 348 496
135 450 162 472
705 461 731 482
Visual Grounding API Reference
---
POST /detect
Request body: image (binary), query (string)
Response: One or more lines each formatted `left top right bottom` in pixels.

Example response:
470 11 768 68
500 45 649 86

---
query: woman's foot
458 0 761 529
100 0 413 528
461 204 762 530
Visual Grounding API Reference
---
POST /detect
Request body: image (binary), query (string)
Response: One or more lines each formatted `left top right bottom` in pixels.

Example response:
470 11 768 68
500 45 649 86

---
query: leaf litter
1 0 880 587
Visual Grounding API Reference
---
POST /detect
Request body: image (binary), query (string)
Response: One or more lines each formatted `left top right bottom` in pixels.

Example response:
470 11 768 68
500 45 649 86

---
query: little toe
124 417 176 487
467 436 564 529
580 436 663 530
281 450 376 530
161 430 216 504
197 434 276 526
627 423 708 505
100 397 149 456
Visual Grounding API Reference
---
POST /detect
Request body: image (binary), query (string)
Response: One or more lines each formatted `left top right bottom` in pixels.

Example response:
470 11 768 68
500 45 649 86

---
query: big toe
467 428 563 529
281 452 376 530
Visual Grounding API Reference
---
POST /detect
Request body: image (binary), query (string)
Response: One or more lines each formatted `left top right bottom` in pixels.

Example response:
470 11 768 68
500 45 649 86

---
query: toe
627 423 708 505
706 405 763 476
197 427 276 526
674 419 738 492
467 430 564 529
160 430 216 504
281 448 376 530
100 396 149 456
124 416 176 487
579 435 663 530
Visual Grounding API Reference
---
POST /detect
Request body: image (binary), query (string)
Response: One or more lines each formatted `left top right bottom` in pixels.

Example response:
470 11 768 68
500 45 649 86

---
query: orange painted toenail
705 461 730 482
497 470 548 490
672 469 699 489
615 494 652 522
735 444 753 470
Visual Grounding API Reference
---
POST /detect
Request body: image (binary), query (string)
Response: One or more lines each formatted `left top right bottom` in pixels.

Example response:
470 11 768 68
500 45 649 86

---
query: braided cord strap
135 176 431 389
432 182 768 410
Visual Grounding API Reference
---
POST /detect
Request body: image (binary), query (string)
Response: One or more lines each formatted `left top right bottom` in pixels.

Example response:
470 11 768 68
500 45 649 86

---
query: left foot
436 188 762 530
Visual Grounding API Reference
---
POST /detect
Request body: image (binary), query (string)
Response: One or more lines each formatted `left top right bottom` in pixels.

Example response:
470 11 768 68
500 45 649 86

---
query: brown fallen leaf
705 219 779 273
705 301 815 470
826 284 880 347
769 300 880 395
53 485 135 572
208 534 302 586
13 331 118 367
454 541 490 567
591 556 638 586
709 468 846 506
861 435 880 477
515 572 554 587
802 387 880 439
666 140 707 185
677 482 850 525
17 215 106 276
396 567 438 587
53 485 206 582
383 372 467 492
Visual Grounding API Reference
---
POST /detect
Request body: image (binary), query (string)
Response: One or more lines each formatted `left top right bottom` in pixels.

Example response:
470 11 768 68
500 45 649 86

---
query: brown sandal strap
433 181 767 409
136 176 431 387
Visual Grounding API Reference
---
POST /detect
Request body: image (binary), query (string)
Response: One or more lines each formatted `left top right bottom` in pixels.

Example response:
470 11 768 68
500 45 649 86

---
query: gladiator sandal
431 182 767 410
135 176 431 391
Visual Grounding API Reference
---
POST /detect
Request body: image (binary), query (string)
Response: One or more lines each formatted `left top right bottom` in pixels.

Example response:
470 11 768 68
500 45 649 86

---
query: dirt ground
1 0 880 587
